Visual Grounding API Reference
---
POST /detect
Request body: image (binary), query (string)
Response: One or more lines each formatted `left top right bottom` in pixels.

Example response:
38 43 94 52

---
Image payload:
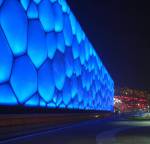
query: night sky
67 0 150 90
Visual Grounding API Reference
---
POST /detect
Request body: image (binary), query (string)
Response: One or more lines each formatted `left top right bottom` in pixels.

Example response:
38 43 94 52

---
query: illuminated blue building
0 0 114 111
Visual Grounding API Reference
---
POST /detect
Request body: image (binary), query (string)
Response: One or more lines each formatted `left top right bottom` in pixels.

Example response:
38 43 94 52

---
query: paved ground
1 115 150 144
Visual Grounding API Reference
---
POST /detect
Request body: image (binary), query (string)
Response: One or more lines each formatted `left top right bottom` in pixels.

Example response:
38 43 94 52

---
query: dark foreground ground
1 114 150 144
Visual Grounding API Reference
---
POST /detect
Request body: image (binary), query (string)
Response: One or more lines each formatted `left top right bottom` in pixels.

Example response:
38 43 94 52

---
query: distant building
114 87 150 113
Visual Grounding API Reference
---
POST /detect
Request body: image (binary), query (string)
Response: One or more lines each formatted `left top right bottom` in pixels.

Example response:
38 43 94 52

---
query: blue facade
0 0 114 111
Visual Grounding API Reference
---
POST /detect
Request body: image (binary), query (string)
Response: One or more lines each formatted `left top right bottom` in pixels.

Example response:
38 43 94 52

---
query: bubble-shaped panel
69 12 76 35
53 2 63 32
47 32 57 59
52 51 66 90
0 27 13 83
0 0 114 112
10 56 37 103
33 0 41 4
72 37 79 59
0 84 17 105
39 0 54 32
73 58 81 76
65 47 73 78
38 59 55 102
63 78 72 105
71 75 78 98
27 2 38 19
27 20 47 68
56 32 65 53
20 0 30 10
63 14 73 46
0 0 27 56
25 94 39 106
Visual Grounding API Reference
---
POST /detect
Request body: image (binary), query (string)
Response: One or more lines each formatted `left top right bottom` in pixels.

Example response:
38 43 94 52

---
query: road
1 115 150 144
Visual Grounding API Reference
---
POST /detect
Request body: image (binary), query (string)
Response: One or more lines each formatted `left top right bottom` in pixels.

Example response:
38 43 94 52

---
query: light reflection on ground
113 120 150 127
97 121 150 144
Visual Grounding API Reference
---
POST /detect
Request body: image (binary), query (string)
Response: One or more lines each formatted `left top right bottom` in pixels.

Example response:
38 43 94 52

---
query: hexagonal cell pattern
10 56 37 103
0 0 27 56
27 2 38 19
0 84 17 105
0 27 13 83
38 59 55 102
27 20 47 68
0 0 114 111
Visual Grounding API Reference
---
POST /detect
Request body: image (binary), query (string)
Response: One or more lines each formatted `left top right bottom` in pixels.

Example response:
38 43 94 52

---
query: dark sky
67 0 150 90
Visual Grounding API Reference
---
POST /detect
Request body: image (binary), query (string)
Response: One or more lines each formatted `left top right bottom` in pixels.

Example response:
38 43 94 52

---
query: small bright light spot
95 115 100 118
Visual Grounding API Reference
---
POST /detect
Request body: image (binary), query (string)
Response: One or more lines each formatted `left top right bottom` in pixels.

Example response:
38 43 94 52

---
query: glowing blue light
63 78 72 105
0 0 27 56
0 0 114 111
53 2 63 32
63 14 73 46
27 2 38 19
72 37 79 59
52 51 66 90
27 20 47 68
0 84 17 105
39 0 54 32
56 32 65 53
20 0 30 10
10 56 37 103
33 0 41 4
65 47 73 78
0 27 13 83
69 12 77 35
38 60 55 102
25 94 39 106
47 32 57 59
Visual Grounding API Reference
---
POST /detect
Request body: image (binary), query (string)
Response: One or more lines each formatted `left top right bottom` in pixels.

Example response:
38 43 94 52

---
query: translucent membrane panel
69 12 76 35
28 20 47 68
10 56 37 103
73 58 81 76
71 75 78 98
0 0 4 6
20 0 30 10
72 37 79 59
52 51 65 90
33 0 41 4
77 78 83 103
0 0 27 56
50 0 57 3
72 95 79 109
0 84 17 105
39 0 54 32
47 102 55 108
81 70 88 89
79 41 86 65
56 32 65 53
25 94 39 106
63 78 72 105
0 0 114 111
0 27 13 83
53 2 63 32
76 22 83 44
38 60 55 102
47 32 57 59
27 2 38 19
63 14 73 46
58 0 69 13
84 38 90 61
40 98 46 107
55 92 63 106
65 47 73 78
